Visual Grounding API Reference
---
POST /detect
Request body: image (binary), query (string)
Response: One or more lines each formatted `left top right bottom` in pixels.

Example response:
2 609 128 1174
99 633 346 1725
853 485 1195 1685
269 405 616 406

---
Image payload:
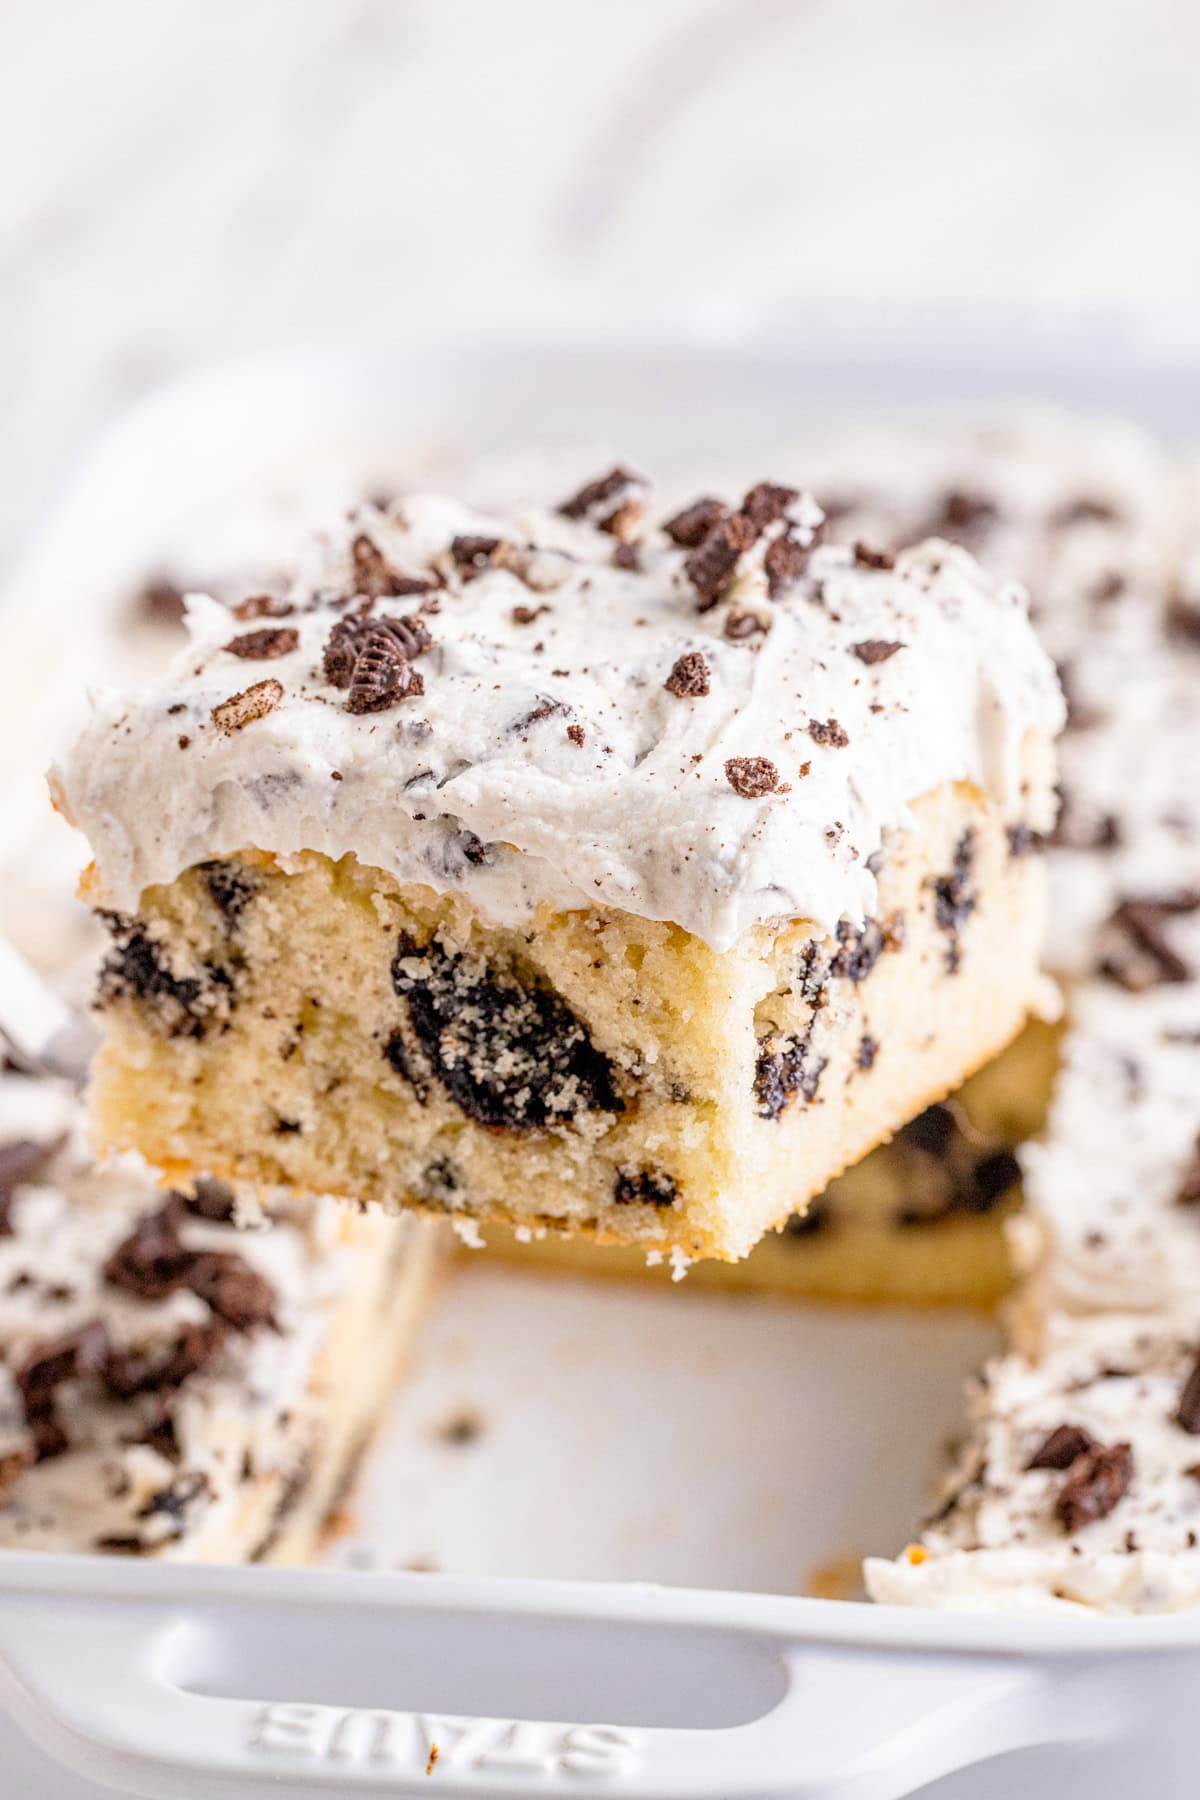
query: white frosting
53 488 1063 952
1016 983 1200 1315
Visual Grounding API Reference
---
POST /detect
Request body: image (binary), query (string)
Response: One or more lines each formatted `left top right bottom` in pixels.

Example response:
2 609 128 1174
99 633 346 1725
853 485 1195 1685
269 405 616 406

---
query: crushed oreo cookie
104 1197 278 1331
851 638 904 664
231 593 293 621
830 918 886 984
808 719 849 748
347 630 425 715
389 934 622 1130
686 510 758 610
324 613 431 714
210 679 284 735
662 497 728 548
105 1320 227 1399
754 1031 826 1121
97 915 232 1039
18 1319 112 1460
450 535 509 579
614 1168 678 1208
1097 893 1200 991
1026 1424 1096 1471
929 830 976 973
725 756 779 798
853 544 896 572
1055 1441 1133 1532
558 467 646 540
664 651 711 698
199 859 258 928
222 627 299 661
351 533 434 600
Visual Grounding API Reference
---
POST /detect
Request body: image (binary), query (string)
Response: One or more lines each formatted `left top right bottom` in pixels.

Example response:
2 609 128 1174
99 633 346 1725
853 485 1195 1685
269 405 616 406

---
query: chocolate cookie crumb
231 593 293 621
663 497 728 548
558 467 646 540
1026 1424 1096 1471
211 679 284 735
664 651 711 698
1055 1442 1133 1532
851 639 904 664
853 544 896 571
808 718 849 748
754 1032 826 1120
725 756 779 798
614 1168 678 1208
930 830 977 972
347 632 424 715
1097 893 1200 990
351 533 433 600
18 1319 112 1461
223 627 299 660
566 723 585 746
686 511 758 610
451 535 509 579
763 530 813 597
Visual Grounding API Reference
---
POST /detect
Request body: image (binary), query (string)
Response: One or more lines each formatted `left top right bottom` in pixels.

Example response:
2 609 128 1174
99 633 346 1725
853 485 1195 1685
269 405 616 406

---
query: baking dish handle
0 1590 1110 1800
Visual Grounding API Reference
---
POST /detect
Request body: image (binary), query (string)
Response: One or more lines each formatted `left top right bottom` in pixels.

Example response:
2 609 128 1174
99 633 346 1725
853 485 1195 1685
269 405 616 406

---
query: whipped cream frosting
53 482 1063 952
0 1073 399 1556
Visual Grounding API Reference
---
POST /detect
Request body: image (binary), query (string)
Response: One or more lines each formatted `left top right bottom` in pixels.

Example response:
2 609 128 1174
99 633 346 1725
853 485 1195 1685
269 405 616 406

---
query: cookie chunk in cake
53 475 1063 1263
0 1074 438 1561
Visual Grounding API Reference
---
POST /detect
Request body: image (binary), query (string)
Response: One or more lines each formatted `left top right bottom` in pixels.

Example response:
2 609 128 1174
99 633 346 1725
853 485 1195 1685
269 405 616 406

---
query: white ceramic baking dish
3 319 1200 1799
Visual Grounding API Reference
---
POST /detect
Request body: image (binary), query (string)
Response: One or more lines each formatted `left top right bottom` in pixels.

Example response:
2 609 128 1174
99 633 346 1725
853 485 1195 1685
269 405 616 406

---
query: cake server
0 936 97 1085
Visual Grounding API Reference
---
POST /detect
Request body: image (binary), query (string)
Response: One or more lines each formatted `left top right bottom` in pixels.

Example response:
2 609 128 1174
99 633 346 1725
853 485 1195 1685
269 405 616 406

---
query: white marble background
2 0 1199 564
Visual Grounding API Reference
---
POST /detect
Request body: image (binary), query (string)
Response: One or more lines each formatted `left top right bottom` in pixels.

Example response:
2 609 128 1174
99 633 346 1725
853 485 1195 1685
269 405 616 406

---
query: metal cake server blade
0 935 98 1086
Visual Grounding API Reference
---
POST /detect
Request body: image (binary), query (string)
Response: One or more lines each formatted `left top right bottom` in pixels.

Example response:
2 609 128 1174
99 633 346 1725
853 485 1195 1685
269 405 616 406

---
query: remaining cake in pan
868 481 1200 1611
53 476 1063 1264
0 1073 438 1561
865 1309 1200 1614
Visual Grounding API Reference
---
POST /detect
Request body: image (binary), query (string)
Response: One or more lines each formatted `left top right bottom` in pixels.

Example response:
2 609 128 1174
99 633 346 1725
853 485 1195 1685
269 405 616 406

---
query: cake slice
53 476 1063 1264
0 1072 439 1561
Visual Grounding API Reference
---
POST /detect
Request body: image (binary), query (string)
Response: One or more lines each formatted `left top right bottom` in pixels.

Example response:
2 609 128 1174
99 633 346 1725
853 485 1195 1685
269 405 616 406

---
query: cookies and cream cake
493 415 1175 1301
0 1072 438 1561
52 475 1064 1264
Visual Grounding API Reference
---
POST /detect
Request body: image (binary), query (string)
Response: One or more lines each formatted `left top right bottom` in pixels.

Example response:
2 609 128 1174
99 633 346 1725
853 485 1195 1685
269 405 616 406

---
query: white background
3 0 1199 560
